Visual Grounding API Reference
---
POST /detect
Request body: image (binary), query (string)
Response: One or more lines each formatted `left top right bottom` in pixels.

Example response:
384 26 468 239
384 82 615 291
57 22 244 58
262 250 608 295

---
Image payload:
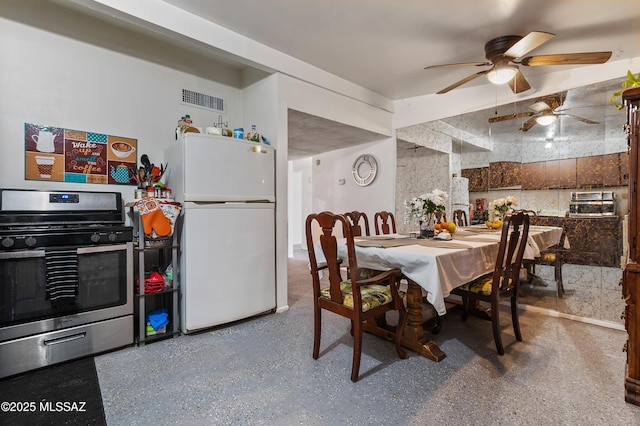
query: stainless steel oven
0 189 133 378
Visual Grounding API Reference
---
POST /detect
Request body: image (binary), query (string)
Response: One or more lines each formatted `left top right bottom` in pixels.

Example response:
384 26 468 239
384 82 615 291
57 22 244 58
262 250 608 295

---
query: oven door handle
0 250 45 260
0 243 129 258
43 332 87 346
77 243 129 255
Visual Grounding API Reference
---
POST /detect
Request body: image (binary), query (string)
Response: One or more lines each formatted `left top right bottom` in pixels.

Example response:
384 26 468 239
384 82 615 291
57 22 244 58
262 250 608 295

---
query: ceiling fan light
535 114 557 126
486 66 517 85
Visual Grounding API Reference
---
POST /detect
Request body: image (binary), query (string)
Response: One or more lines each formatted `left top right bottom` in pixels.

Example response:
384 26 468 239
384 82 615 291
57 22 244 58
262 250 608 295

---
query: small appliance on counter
569 191 617 217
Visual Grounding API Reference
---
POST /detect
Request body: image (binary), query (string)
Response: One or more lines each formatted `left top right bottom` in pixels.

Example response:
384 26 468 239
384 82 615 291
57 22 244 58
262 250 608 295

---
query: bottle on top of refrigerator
247 124 260 142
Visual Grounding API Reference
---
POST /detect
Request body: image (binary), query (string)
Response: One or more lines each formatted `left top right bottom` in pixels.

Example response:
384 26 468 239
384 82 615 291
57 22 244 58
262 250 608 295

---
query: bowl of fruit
485 219 504 229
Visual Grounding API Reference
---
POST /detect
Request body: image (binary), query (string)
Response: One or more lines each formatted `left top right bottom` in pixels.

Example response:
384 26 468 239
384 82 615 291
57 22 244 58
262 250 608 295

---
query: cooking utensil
140 154 152 174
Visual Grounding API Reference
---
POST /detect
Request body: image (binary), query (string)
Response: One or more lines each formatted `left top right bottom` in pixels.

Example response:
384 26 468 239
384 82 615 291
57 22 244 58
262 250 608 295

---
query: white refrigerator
165 133 276 334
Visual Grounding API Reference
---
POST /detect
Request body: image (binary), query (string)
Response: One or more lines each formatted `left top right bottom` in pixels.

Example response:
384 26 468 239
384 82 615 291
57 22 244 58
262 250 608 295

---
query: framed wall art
25 122 138 185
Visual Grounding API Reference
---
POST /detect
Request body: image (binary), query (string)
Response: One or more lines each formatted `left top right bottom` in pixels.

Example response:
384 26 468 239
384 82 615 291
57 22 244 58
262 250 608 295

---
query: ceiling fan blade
508 70 531 94
520 117 538 132
488 111 536 123
436 70 489 94
425 62 491 70
529 101 552 113
503 31 555 59
520 51 612 66
557 113 599 124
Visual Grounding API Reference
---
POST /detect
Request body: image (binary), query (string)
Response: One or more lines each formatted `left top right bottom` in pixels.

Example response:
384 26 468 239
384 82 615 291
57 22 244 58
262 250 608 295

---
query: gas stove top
0 189 132 250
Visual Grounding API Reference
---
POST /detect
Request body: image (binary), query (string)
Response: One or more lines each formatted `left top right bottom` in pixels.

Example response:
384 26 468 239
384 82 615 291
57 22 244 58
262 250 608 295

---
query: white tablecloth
314 226 563 316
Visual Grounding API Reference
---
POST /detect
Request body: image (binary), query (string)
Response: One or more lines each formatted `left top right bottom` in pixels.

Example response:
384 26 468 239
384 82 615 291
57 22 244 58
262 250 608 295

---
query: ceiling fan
425 31 612 94
488 91 599 132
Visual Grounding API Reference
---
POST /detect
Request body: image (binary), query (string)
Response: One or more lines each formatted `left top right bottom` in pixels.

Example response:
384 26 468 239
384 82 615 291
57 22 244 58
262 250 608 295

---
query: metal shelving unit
130 205 181 345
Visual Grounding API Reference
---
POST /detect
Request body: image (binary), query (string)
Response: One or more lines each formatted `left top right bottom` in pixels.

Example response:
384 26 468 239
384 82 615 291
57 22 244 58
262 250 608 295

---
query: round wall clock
352 154 378 186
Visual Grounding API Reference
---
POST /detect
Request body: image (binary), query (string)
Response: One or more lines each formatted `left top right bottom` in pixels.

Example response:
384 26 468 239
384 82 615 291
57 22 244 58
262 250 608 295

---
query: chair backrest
491 211 530 296
516 209 538 226
344 211 370 237
374 211 397 235
434 211 447 223
452 209 468 227
306 211 360 305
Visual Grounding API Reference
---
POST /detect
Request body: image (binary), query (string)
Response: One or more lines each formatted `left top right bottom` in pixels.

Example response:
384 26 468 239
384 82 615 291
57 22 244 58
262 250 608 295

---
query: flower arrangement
404 189 448 224
488 196 518 221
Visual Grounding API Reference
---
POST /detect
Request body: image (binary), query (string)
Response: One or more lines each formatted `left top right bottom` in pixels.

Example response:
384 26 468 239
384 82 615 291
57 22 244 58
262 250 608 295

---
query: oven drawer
0 315 133 379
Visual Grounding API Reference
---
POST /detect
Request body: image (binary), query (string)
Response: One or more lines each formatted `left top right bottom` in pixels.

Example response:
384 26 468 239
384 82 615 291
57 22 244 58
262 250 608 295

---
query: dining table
341 224 564 362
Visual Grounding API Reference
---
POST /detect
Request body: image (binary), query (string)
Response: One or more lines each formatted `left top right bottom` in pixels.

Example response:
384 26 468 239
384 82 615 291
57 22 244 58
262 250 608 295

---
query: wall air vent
181 89 225 113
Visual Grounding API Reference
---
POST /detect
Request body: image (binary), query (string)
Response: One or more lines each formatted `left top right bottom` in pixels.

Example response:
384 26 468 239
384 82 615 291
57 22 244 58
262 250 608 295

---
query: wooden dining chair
527 217 568 297
451 211 530 355
374 211 397 235
516 209 538 225
434 211 447 223
452 209 468 227
305 211 408 382
344 211 371 237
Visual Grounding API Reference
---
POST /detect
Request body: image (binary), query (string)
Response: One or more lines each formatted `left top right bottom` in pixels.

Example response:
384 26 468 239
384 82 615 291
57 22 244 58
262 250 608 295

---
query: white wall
278 73 396 258
311 139 396 217
290 157 313 250
0 4 243 203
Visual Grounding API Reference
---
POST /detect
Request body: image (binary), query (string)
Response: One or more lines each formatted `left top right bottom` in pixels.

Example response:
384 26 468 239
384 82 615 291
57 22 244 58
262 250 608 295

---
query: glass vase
420 214 435 239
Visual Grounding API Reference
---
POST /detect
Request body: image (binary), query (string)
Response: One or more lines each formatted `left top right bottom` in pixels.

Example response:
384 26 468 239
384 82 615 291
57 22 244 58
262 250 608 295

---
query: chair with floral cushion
451 211 530 355
374 211 397 235
306 211 408 382
525 214 568 298
344 211 371 237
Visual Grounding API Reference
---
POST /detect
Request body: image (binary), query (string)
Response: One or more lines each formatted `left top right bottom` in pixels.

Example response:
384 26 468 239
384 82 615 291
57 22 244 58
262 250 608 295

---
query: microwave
568 191 616 217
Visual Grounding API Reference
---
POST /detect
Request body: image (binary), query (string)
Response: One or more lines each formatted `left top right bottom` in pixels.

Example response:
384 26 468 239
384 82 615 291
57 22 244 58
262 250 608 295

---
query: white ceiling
157 0 640 159
53 0 640 159
162 0 640 100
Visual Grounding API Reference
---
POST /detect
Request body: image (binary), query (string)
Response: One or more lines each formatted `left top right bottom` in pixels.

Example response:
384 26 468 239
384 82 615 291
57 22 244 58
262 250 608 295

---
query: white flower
488 196 518 221
404 189 448 224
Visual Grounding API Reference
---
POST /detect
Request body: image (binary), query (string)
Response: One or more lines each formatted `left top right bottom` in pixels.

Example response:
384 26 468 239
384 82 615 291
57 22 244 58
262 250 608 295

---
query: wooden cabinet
577 153 629 188
521 162 546 190
577 155 604 188
622 87 640 406
536 216 620 267
545 158 576 189
461 167 489 192
488 161 521 189
466 154 627 192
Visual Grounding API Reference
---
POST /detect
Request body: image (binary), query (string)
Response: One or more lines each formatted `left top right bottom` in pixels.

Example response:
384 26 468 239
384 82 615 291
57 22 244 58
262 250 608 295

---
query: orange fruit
434 223 441 231
447 222 457 233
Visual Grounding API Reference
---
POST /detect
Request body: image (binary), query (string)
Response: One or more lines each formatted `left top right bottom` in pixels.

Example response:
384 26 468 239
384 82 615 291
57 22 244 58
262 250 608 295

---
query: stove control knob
25 236 37 247
91 233 101 243
108 233 117 242
1 237 14 248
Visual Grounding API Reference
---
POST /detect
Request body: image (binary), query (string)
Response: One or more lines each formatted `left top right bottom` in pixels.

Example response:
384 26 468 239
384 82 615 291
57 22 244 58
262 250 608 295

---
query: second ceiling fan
488 91 599 132
425 31 612 94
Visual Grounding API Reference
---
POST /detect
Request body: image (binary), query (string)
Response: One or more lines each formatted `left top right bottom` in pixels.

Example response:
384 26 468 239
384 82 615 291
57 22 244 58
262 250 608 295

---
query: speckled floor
95 253 640 425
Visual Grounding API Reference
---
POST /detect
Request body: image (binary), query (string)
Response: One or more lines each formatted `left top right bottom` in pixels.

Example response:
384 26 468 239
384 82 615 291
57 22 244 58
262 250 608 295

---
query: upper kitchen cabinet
521 161 546 190
461 167 489 192
488 161 521 189
577 153 629 188
545 158 577 189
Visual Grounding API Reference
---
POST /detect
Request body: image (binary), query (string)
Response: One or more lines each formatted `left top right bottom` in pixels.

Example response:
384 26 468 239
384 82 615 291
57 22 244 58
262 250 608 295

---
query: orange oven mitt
136 198 172 237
